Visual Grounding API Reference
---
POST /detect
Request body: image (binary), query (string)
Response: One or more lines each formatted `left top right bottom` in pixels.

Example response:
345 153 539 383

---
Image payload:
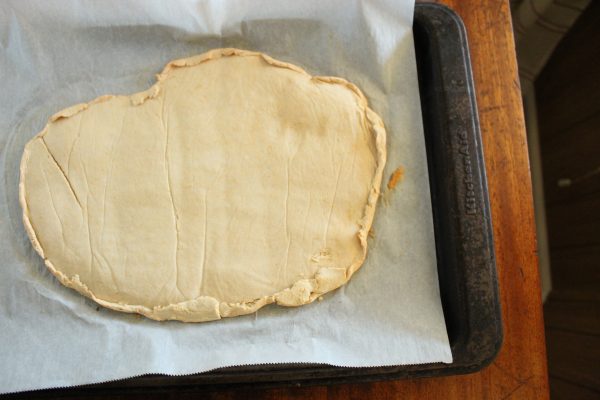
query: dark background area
535 1 600 398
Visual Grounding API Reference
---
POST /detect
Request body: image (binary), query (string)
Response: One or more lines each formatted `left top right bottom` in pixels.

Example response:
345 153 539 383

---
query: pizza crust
19 48 387 322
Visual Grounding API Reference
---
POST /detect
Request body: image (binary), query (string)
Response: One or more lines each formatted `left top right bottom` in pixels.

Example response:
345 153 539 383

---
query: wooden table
201 1 549 398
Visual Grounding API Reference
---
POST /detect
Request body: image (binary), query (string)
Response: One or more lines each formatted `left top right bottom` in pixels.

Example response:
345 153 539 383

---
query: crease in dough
19 48 387 322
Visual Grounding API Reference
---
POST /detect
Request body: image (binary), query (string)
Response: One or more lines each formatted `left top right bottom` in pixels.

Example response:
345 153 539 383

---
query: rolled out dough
19 48 387 322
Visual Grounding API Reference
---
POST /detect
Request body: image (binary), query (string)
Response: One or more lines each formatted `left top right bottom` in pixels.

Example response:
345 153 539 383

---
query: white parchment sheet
0 0 451 393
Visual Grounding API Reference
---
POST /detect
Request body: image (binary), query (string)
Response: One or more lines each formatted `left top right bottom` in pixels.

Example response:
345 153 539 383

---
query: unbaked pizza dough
19 48 387 322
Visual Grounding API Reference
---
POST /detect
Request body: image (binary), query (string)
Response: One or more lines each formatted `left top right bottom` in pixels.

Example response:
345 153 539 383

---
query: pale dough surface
19 48 387 322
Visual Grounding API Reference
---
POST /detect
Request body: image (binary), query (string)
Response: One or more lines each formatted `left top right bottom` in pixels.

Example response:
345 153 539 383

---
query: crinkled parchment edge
19 48 387 322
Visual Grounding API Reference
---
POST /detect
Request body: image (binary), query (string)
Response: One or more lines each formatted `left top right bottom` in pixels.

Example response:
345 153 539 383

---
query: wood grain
549 378 600 400
535 3 600 397
546 330 600 390
540 111 600 206
544 297 600 336
546 196 600 248
550 244 600 295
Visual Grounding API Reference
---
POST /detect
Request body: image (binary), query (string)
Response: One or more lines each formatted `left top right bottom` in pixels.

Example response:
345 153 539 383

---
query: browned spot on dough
368 228 375 238
387 167 404 190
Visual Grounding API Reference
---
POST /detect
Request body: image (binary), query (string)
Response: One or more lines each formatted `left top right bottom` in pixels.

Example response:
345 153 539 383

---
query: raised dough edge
19 48 387 322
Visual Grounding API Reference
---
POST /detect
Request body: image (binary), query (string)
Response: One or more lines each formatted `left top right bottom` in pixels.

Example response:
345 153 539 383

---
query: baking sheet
0 0 451 393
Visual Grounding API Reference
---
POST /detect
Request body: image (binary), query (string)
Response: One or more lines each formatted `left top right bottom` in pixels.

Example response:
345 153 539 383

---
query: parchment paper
0 0 451 393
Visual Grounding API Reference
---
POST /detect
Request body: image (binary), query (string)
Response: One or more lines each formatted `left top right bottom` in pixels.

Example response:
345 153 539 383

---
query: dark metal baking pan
9 3 501 397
